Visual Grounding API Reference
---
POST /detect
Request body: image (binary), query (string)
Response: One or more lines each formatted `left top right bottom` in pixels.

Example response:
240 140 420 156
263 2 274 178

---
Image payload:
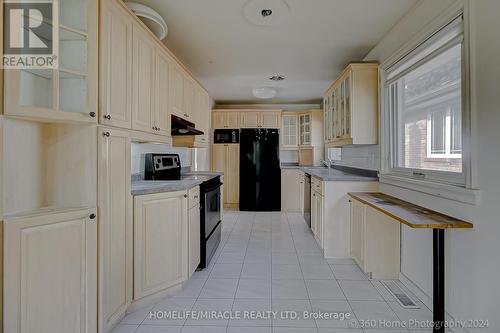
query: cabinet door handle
89 112 96 118
104 115 111 120
89 213 96 220
184 194 188 198
194 195 198 199
103 131 110 137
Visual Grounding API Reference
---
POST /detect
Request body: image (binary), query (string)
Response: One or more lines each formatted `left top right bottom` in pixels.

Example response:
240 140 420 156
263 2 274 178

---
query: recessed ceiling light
243 0 291 26
252 87 277 99
269 74 286 81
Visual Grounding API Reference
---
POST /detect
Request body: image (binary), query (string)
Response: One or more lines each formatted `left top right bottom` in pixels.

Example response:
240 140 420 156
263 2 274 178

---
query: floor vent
382 280 420 308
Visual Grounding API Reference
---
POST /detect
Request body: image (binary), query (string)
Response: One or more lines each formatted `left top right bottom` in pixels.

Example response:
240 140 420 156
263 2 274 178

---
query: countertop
131 172 223 196
281 164 379 182
349 192 473 229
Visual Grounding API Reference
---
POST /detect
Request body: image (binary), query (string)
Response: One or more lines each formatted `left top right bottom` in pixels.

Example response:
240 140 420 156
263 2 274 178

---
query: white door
98 128 132 332
134 191 188 299
4 208 97 333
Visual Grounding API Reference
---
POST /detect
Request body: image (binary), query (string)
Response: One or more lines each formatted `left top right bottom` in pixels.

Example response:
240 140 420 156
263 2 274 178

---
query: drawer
311 177 324 195
188 186 200 208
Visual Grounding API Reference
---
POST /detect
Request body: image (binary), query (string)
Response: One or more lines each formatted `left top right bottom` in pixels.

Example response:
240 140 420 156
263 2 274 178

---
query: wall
131 143 210 176
364 0 500 331
329 145 380 171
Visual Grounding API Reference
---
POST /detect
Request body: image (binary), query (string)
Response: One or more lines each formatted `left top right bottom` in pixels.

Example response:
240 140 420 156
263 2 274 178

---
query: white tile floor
112 212 436 333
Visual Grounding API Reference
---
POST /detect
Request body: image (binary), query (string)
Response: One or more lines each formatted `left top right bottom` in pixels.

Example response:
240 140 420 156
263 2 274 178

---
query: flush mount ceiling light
243 0 291 26
125 2 168 40
269 74 286 81
252 87 277 99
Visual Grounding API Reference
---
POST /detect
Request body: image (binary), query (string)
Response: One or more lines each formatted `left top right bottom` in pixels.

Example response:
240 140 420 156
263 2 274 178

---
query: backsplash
328 145 380 171
131 143 192 175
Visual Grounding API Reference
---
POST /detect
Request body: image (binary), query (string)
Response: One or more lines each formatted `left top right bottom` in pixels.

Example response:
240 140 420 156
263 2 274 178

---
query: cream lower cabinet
350 199 400 279
134 191 188 300
311 189 324 248
3 208 97 333
281 169 304 212
212 144 239 207
98 128 132 333
188 187 201 277
310 179 379 259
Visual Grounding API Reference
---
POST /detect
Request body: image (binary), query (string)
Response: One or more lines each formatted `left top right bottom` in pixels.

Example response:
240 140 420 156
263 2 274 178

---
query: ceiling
133 0 418 104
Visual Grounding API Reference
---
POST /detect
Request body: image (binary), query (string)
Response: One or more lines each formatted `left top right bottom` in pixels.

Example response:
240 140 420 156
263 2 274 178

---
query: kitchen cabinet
132 24 156 133
4 0 98 123
350 200 400 279
311 188 324 248
183 77 195 120
100 0 133 129
212 111 240 128
281 169 304 212
169 64 185 119
3 208 97 333
155 50 172 137
188 187 201 277
240 110 281 128
307 178 379 258
281 113 299 148
193 87 210 147
134 191 188 300
98 128 132 333
212 144 239 207
323 63 378 147
299 113 311 145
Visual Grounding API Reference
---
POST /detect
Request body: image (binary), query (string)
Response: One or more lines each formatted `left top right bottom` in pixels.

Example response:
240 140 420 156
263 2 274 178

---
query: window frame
381 12 472 188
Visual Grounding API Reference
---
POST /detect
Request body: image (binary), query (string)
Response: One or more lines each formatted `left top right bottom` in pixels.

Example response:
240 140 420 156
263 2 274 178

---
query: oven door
203 182 222 237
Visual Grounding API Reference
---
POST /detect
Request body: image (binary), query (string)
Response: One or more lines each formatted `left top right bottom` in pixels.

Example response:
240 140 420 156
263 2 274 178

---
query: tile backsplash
131 143 192 175
328 145 380 171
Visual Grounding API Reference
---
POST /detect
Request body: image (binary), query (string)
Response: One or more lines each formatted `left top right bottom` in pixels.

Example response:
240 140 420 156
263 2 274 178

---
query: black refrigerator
239 128 281 211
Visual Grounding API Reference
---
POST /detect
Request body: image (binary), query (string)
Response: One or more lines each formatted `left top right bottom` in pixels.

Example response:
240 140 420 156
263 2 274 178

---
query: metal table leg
433 229 445 333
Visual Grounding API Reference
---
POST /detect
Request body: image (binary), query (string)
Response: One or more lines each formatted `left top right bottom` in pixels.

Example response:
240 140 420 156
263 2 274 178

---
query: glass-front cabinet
4 0 98 122
299 113 311 145
323 63 376 147
282 114 298 148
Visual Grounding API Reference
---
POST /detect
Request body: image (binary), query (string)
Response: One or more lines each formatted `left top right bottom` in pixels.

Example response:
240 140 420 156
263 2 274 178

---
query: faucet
321 159 334 169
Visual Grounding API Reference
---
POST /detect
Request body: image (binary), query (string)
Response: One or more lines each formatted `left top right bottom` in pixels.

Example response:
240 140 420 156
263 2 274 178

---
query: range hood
171 115 204 136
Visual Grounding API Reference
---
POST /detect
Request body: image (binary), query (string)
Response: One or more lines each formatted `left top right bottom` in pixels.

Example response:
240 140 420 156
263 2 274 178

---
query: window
384 15 468 185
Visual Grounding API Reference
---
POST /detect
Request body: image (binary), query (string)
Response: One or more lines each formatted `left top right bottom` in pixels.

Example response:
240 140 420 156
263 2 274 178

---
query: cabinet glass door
19 70 54 109
300 114 311 145
282 115 298 147
344 76 351 137
61 0 87 33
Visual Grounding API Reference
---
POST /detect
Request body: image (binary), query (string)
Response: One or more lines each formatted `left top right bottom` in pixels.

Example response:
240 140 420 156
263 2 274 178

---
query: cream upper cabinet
324 63 378 147
134 191 188 300
132 24 156 133
239 111 281 128
170 65 185 118
281 114 298 148
98 128 132 333
299 113 312 145
212 144 239 205
155 50 172 136
183 77 195 120
100 0 133 129
3 208 97 333
261 111 281 128
4 0 98 123
194 87 210 146
212 111 240 129
240 111 260 128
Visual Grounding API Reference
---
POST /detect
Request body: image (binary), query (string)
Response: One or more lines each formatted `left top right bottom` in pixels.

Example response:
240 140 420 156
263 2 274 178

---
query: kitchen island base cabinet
310 179 379 259
350 201 400 279
134 191 188 300
98 128 133 333
3 208 97 333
